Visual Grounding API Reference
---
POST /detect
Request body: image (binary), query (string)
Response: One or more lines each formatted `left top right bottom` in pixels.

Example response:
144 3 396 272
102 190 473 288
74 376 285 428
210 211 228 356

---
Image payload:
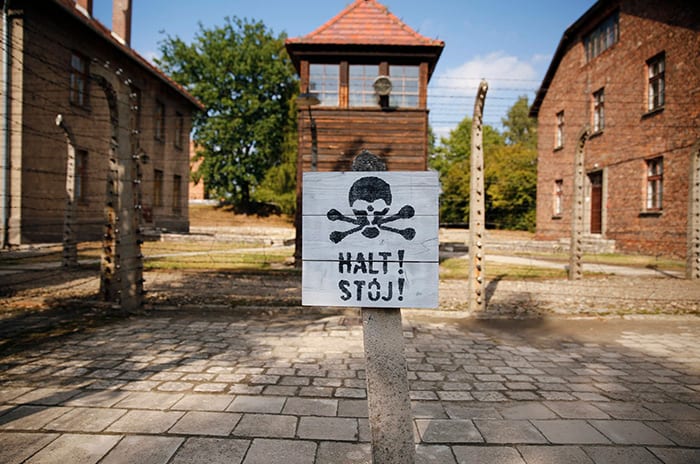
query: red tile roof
286 0 444 47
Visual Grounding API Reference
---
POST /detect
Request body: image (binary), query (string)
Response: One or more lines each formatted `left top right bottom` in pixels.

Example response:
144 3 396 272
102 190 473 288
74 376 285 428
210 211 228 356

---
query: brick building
0 0 201 246
530 0 700 257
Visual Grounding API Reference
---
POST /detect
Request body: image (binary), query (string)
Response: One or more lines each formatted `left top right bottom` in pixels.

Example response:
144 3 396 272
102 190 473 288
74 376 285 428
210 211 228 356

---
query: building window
555 111 564 149
554 179 564 217
173 175 182 214
646 157 663 210
593 88 605 132
309 64 339 107
154 100 165 142
154 169 163 207
349 65 379 107
174 112 184 149
647 53 665 112
75 149 88 204
70 53 89 107
584 11 619 61
390 65 420 108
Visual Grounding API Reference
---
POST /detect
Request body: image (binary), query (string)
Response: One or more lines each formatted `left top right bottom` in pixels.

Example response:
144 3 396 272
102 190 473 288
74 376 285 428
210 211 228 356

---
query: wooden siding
297 108 429 173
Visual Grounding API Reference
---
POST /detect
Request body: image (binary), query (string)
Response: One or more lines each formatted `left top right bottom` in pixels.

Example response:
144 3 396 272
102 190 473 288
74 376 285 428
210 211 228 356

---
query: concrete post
92 63 143 312
353 151 415 464
569 126 589 280
688 141 700 280
56 114 78 267
468 81 488 313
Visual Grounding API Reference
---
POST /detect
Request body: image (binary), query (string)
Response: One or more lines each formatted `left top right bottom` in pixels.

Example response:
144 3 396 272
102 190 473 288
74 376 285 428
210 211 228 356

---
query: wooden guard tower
286 0 444 171
286 0 443 258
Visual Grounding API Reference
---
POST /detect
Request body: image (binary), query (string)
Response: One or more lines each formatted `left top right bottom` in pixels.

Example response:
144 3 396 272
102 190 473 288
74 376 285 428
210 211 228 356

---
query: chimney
112 0 133 46
75 0 93 16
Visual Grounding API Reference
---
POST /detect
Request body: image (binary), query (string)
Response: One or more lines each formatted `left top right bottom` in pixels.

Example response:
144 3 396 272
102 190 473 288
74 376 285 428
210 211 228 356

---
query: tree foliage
430 95 538 230
157 17 297 208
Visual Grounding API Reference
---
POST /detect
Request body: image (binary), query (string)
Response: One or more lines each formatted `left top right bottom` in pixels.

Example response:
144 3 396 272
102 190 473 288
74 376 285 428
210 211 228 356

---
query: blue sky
92 0 594 137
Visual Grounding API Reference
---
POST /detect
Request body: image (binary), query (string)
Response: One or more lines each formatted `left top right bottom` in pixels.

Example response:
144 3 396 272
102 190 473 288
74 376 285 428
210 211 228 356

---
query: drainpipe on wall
1 1 11 249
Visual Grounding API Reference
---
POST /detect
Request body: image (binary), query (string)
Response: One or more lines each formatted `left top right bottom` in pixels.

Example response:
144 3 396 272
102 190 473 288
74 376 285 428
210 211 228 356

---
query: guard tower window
309 64 339 107
349 64 379 107
390 65 419 108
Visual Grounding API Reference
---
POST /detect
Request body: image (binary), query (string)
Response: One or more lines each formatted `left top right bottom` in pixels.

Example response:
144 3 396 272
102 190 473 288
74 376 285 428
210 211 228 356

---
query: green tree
501 95 537 150
157 17 297 209
429 117 504 223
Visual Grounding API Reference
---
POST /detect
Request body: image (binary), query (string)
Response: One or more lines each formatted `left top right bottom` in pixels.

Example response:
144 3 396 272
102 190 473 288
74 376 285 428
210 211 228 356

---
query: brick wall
535 0 700 258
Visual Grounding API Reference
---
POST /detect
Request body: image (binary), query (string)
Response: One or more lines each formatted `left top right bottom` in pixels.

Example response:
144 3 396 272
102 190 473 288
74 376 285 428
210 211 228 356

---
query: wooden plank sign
302 171 439 308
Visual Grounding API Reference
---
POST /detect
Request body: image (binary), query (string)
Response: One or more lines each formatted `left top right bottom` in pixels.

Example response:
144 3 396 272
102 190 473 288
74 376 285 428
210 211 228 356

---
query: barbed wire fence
0 25 698 320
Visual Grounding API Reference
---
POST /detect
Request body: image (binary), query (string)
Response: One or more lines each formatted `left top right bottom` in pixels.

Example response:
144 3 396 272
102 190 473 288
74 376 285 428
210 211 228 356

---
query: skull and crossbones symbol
326 176 416 244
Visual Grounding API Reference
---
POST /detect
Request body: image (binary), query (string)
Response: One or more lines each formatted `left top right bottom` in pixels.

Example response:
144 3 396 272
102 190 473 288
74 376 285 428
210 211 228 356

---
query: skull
348 177 392 239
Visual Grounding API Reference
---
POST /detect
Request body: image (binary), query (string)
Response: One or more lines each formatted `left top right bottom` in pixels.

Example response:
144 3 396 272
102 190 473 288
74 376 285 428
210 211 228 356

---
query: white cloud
429 52 541 139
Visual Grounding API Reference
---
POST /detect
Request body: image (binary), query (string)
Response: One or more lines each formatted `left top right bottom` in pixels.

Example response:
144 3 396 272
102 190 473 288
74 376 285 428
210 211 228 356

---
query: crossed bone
327 205 416 243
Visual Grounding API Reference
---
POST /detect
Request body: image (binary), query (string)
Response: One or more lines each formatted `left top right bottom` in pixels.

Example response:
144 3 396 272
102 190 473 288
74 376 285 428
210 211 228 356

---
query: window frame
593 88 605 133
584 11 619 62
69 52 89 107
75 149 89 204
645 157 663 211
309 64 340 107
174 111 184 149
553 179 564 218
173 174 182 214
647 53 665 113
349 64 379 108
389 65 420 108
555 111 565 149
154 100 165 142
153 169 164 207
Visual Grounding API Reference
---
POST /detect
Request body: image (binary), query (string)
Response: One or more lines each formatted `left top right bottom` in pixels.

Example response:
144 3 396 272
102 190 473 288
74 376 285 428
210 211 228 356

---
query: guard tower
286 0 444 171
286 0 443 258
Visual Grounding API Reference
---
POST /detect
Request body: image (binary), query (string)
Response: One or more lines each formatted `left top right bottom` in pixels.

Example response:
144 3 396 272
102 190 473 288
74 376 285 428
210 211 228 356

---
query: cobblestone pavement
1 310 699 463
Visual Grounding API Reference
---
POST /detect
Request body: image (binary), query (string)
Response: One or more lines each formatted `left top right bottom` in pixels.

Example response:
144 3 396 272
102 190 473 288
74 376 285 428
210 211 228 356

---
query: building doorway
588 171 603 234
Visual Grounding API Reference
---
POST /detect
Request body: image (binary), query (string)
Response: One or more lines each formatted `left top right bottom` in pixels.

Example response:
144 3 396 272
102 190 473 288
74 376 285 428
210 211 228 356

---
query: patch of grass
440 257 568 280
144 249 292 271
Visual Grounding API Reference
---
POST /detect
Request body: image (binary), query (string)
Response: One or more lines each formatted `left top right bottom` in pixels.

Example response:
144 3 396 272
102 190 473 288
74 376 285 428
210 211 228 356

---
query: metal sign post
302 151 439 463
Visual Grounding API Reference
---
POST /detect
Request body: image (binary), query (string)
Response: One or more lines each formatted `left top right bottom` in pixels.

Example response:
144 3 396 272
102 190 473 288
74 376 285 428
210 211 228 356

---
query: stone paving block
412 401 447 419
44 407 126 432
643 420 700 447
0 387 33 403
583 445 663 463
170 437 250 464
499 402 558 420
100 435 183 464
106 410 184 434
171 393 234 411
11 388 81 406
437 391 474 401
649 446 700 464
297 416 358 441
24 433 121 464
518 445 593 463
0 406 72 430
233 413 297 438
443 404 501 420
544 401 610 419
531 419 610 444
169 411 241 436
282 397 337 416
416 419 483 443
227 395 285 414
415 444 457 464
475 419 547 444
453 446 524 464
472 391 508 402
335 388 366 398
242 438 316 464
0 432 59 464
114 391 183 409
338 399 368 418
589 419 674 445
64 390 131 407
315 441 371 464
644 402 700 420
119 380 162 391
